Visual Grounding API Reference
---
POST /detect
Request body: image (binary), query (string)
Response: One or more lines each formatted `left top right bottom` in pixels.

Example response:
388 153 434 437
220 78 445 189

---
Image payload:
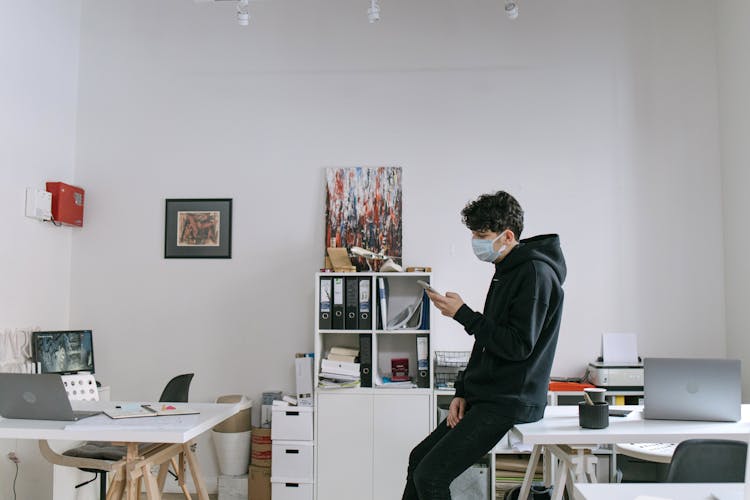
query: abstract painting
325 167 402 269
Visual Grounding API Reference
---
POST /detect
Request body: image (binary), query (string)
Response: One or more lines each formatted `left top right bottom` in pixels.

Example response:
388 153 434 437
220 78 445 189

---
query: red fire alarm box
46 182 85 227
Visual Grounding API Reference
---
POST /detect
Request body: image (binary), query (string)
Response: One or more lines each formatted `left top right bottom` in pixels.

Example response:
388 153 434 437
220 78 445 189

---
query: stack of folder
319 276 372 330
319 346 361 388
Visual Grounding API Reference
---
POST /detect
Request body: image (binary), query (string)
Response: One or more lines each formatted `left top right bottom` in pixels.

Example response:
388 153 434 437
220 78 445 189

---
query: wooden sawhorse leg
182 440 209 500
106 467 126 500
518 445 543 500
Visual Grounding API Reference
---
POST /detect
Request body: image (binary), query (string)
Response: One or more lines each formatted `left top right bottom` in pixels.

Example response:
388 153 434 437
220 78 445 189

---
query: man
402 190 566 499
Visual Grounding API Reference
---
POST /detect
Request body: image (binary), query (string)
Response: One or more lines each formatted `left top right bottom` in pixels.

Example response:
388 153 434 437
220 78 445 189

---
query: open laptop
644 358 741 422
0 373 100 421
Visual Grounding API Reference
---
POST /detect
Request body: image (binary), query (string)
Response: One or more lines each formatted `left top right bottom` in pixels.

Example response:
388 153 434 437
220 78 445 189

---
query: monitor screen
32 330 95 375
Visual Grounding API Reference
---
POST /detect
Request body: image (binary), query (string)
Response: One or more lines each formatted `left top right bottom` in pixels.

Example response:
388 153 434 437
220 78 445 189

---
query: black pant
402 403 517 500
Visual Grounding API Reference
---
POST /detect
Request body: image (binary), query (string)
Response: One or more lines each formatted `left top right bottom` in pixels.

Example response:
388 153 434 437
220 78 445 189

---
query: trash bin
212 395 252 476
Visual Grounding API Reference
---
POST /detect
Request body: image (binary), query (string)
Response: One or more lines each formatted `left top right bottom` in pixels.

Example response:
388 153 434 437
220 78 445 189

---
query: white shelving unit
314 272 434 500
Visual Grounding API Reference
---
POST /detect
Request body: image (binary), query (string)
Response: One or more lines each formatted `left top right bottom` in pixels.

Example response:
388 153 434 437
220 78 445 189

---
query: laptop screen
32 330 95 375
644 357 741 422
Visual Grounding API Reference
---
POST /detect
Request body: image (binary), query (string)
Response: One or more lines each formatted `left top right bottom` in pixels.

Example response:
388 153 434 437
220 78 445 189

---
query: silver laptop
644 358 741 422
0 373 100 421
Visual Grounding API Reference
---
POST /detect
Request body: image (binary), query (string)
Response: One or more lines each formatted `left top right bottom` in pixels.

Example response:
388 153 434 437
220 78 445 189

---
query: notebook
643 358 741 422
104 404 199 419
0 373 101 421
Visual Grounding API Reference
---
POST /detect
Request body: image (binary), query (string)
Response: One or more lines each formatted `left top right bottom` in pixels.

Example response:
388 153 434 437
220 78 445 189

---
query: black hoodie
453 234 566 422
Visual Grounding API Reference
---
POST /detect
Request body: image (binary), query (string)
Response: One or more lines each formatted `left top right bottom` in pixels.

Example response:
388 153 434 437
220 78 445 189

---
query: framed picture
164 198 232 259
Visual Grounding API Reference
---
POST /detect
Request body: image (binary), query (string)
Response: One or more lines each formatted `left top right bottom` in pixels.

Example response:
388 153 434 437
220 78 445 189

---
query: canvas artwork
325 167 402 268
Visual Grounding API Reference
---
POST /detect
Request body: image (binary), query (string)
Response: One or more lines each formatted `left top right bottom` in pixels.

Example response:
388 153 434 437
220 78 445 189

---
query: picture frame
164 198 232 259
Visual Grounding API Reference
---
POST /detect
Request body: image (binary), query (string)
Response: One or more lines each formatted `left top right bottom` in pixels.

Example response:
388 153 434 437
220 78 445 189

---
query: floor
146 495 217 499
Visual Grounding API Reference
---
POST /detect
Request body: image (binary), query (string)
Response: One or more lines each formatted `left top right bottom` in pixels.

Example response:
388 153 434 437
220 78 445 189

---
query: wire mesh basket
434 351 470 389
435 351 470 367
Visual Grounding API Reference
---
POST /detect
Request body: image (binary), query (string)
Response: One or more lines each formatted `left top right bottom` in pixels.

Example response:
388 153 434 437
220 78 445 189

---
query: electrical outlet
7 451 20 464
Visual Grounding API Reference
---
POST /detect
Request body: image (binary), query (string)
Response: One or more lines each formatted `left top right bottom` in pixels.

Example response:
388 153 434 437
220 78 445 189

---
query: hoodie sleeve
453 263 554 361
453 370 465 398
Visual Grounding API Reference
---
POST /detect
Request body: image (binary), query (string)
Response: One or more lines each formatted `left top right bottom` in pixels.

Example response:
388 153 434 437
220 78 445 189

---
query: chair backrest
159 373 194 402
61 373 99 401
665 439 747 483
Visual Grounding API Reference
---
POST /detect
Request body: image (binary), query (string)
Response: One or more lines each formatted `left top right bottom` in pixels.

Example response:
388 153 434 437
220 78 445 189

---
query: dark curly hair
461 191 524 239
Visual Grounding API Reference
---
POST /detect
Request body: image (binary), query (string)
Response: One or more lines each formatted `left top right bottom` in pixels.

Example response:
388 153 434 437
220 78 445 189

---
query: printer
587 361 643 389
589 332 644 389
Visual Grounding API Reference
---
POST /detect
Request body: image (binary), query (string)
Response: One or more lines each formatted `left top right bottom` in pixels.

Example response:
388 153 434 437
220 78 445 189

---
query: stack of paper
327 346 358 363
320 359 360 381
319 346 361 388
495 456 543 499
375 380 416 388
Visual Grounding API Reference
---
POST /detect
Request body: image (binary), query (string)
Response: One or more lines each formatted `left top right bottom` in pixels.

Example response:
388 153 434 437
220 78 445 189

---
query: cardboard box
248 465 271 500
251 426 272 468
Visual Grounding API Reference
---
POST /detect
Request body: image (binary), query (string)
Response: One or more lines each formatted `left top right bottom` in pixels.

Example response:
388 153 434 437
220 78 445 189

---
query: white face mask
471 233 506 263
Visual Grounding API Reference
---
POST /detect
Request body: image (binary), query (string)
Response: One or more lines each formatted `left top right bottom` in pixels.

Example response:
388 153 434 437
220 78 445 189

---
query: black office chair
59 373 195 499
159 373 194 403
665 439 747 483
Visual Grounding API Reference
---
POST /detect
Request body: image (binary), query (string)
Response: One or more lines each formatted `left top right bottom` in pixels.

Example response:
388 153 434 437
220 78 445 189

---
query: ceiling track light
368 0 380 24
505 0 519 20
237 0 249 26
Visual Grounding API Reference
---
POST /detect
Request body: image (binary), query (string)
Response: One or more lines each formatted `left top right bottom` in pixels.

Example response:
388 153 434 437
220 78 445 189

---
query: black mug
578 401 609 429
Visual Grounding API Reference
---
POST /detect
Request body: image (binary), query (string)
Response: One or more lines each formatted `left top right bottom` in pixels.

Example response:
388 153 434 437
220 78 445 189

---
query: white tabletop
512 405 750 445
574 482 745 500
0 401 246 443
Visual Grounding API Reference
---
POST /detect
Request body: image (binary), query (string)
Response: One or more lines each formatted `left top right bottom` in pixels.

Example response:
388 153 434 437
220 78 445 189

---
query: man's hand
426 290 465 318
447 397 466 428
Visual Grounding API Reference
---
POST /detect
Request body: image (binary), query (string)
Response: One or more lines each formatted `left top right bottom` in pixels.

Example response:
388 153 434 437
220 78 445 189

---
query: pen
141 404 157 413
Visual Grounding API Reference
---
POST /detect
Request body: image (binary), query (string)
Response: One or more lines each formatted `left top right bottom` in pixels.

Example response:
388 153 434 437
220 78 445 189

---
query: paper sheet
601 332 639 364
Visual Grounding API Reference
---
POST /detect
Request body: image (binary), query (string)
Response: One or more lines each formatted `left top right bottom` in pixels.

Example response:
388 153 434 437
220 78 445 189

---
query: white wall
0 2 81 498
718 0 750 399
0 0 732 495
67 0 726 484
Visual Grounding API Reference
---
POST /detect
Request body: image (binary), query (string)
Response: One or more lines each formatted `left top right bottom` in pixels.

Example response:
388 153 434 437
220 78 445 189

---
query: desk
511 405 750 500
573 482 744 500
0 400 243 500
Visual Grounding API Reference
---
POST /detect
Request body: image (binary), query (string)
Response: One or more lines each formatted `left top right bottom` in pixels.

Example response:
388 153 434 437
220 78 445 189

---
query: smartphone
416 280 441 295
